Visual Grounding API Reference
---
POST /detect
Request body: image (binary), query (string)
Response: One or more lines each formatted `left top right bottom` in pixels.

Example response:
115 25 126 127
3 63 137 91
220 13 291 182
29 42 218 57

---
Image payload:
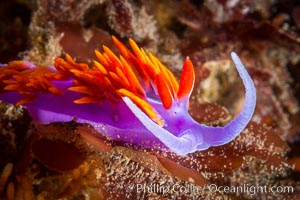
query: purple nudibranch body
0 37 256 155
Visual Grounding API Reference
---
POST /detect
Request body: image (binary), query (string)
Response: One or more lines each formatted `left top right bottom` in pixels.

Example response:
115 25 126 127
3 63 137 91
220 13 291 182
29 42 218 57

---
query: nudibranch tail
0 36 256 155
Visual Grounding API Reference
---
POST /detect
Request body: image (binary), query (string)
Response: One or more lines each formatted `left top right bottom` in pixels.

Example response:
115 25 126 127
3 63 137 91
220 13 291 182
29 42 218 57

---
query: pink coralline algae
0 36 256 155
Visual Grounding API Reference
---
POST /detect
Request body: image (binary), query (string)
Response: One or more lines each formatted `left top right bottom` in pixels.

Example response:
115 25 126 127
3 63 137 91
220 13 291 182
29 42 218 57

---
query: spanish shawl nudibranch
0 36 256 155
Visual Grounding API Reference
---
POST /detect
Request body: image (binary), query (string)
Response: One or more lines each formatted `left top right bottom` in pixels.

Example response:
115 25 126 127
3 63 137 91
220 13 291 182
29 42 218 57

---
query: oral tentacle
122 96 198 155
199 52 256 148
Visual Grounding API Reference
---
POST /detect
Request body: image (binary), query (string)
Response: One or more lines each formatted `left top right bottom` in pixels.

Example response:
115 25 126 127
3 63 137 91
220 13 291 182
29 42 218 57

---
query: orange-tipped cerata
0 36 196 125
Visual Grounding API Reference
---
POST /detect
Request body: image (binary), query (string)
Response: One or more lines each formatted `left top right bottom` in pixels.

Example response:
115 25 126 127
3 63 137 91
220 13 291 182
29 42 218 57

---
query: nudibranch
0 36 256 155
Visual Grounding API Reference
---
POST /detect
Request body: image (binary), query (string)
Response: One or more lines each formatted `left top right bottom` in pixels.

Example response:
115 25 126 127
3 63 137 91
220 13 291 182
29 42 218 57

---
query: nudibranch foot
0 37 256 155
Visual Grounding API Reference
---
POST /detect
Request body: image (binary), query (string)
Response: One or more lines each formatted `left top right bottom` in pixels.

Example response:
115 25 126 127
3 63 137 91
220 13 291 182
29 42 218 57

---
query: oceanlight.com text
208 184 294 195
129 183 294 196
